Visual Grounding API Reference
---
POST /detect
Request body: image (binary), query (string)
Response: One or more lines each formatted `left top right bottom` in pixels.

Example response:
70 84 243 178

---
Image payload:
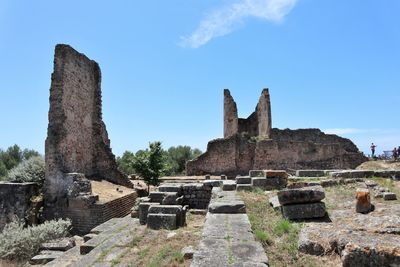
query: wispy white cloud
180 0 299 48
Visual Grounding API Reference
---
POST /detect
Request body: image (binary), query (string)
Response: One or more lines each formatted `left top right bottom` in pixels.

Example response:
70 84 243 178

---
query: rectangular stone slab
208 201 246 214
296 170 326 177
281 202 326 220
236 184 253 191
277 186 325 205
147 214 177 230
222 180 237 191
236 176 251 184
138 202 160 225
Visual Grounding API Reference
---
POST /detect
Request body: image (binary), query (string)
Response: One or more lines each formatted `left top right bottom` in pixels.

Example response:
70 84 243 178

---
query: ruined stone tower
224 89 272 139
44 44 132 218
187 88 367 176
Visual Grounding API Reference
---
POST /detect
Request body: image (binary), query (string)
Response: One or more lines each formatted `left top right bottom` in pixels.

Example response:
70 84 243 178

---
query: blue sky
0 0 399 156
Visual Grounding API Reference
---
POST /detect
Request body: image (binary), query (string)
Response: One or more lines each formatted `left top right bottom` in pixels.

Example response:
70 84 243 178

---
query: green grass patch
239 191 332 266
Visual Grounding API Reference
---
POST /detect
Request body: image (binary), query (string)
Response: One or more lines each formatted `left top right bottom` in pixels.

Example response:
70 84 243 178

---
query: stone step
236 184 253 191
277 186 325 205
147 213 177 230
222 180 237 191
30 252 63 265
235 176 251 184
281 202 326 220
192 212 268 266
208 201 246 214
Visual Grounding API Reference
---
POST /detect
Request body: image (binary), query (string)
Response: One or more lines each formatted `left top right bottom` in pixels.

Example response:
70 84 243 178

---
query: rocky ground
357 160 400 170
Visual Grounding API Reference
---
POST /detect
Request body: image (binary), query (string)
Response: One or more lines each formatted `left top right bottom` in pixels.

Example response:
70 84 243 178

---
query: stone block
277 186 325 205
83 233 97 242
222 180 236 191
249 170 265 178
295 170 325 177
265 170 288 179
281 202 326 220
205 174 211 180
148 192 166 204
236 176 251 184
383 192 397 201
236 184 253 191
158 184 183 195
208 201 246 214
287 182 321 189
330 170 375 179
30 252 62 265
161 192 179 205
341 242 400 267
252 176 287 190
181 246 195 259
203 180 222 187
221 175 227 180
148 205 186 227
355 188 372 214
147 214 177 230
138 202 159 225
40 238 75 251
268 196 281 211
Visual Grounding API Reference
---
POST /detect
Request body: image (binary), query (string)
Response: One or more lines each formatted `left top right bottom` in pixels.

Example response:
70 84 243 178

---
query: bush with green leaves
0 145 41 180
6 156 45 184
0 219 71 260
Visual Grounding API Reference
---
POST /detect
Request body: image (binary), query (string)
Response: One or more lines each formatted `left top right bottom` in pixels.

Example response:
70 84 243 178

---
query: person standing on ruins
370 143 377 158
393 147 398 161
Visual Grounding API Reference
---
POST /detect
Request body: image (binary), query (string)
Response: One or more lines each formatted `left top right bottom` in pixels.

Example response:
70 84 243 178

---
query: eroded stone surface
278 186 325 205
282 202 326 220
298 203 400 265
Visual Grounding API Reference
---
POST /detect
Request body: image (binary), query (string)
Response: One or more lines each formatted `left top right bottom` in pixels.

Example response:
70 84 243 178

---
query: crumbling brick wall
44 44 131 218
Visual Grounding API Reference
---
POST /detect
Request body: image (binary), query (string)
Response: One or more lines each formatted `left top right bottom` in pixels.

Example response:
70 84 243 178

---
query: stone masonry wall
0 182 39 231
187 129 368 177
182 183 213 209
63 192 136 235
44 44 131 218
224 89 272 139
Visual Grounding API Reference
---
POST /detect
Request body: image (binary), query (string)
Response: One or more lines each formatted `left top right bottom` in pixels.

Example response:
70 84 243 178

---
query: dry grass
118 213 205 267
357 160 400 170
239 191 341 267
91 180 136 203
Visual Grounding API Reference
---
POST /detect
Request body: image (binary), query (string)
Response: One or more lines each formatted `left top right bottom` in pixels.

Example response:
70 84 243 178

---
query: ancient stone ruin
44 44 133 226
187 89 367 176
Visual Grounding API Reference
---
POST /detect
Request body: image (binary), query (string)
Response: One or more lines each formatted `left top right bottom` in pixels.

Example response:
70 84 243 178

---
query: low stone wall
182 183 213 209
0 182 39 231
64 192 137 235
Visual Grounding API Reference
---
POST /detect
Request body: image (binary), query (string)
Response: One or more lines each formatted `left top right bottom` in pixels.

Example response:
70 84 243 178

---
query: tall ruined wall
186 129 368 176
257 89 272 138
44 44 131 217
225 89 272 139
223 89 238 138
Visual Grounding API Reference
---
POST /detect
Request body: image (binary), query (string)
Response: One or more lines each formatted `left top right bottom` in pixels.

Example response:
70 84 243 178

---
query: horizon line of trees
116 144 202 177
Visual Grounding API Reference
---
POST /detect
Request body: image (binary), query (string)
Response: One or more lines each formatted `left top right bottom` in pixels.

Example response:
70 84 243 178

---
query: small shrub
273 219 292 236
6 156 45 184
0 218 71 260
254 229 271 245
253 187 264 195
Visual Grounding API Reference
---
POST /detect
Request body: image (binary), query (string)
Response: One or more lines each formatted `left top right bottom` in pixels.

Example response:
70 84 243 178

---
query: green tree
131 142 166 192
116 151 136 175
165 146 203 175
0 144 22 170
